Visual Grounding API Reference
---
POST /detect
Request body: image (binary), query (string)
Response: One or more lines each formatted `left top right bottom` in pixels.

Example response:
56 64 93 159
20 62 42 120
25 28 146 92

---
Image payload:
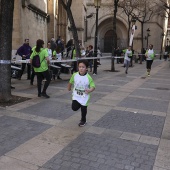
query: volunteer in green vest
30 39 51 98
145 44 155 77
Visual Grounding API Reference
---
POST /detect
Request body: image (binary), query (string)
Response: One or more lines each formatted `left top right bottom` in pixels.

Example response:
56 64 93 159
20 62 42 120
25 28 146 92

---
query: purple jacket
17 44 32 59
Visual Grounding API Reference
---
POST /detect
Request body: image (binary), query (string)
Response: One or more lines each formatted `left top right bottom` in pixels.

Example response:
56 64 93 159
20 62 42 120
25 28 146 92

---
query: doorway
104 30 113 52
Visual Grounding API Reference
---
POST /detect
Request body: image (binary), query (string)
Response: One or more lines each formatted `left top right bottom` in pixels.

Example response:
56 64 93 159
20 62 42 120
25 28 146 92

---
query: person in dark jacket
116 46 122 64
86 45 94 72
66 38 73 58
17 39 32 80
50 38 57 53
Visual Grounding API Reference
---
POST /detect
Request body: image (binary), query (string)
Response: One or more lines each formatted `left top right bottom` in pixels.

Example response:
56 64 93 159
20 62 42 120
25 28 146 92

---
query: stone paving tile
98 79 129 86
146 79 170 85
0 116 51 157
131 89 170 100
19 100 75 120
141 82 170 90
0 156 38 170
93 109 165 138
113 74 135 80
152 74 170 79
14 86 37 94
16 85 66 96
94 84 119 93
118 97 169 112
41 132 158 170
0 107 5 111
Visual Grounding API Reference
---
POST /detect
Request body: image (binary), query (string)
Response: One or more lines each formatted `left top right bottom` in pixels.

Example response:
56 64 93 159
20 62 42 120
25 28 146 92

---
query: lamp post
160 33 164 60
130 17 137 47
167 38 169 46
93 0 101 75
145 28 151 48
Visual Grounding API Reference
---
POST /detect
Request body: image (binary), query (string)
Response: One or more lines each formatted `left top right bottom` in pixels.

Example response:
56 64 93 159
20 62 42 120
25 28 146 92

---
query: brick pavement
0 59 170 169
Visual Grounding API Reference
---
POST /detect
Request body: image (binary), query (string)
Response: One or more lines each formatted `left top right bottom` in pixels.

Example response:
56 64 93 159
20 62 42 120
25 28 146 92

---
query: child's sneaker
78 121 86 127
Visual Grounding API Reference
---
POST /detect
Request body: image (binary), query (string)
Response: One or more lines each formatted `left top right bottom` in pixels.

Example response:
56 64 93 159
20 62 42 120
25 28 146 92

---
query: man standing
17 39 32 80
66 38 73 58
116 46 122 64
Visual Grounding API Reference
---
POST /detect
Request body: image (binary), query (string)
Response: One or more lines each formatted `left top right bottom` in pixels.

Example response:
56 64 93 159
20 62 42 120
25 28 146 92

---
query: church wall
12 0 48 54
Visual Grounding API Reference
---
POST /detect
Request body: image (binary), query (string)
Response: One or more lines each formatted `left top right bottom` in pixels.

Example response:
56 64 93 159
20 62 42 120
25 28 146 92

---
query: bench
11 65 21 78
60 63 72 74
49 64 61 79
11 65 22 70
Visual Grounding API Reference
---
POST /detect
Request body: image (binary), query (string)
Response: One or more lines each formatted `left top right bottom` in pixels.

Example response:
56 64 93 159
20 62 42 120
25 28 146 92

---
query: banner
129 24 136 46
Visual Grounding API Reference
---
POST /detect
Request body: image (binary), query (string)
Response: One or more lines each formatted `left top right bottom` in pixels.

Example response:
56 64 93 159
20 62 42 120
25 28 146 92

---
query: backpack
32 55 41 68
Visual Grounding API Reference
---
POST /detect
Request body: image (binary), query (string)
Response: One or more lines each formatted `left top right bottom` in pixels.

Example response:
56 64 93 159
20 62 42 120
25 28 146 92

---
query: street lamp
145 28 151 48
131 17 137 27
167 38 169 46
93 0 101 75
159 33 164 60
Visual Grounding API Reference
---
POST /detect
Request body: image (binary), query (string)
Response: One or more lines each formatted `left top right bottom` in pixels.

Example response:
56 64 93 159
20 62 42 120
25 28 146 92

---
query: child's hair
35 39 44 52
89 45 93 49
78 59 89 68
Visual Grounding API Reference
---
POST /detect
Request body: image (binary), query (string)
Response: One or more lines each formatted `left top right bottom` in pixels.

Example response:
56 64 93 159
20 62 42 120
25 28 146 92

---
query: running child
68 60 95 127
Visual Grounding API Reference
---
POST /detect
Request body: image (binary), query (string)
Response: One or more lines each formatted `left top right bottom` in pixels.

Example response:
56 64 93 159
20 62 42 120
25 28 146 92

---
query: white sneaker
93 73 96 75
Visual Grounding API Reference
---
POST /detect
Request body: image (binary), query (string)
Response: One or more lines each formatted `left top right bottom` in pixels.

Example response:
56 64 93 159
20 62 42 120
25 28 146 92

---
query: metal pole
93 7 99 75
160 35 163 60
146 34 149 48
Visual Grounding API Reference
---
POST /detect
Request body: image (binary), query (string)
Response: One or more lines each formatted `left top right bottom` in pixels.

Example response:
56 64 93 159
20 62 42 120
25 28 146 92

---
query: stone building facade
12 0 168 55
77 0 168 53
12 0 67 54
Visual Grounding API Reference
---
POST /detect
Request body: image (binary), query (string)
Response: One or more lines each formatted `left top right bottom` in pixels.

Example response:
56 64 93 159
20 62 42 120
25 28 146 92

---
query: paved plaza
0 58 170 170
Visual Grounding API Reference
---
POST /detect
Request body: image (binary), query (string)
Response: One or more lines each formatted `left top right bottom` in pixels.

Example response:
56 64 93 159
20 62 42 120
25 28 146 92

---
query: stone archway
90 16 128 52
104 30 113 52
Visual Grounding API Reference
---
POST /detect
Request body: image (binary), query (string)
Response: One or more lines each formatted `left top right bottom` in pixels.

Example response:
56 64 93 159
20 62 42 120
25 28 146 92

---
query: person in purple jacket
17 39 32 80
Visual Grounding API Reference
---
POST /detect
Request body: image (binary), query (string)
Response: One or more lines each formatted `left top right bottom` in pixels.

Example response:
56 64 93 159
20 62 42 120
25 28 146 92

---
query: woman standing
145 44 155 77
30 39 51 98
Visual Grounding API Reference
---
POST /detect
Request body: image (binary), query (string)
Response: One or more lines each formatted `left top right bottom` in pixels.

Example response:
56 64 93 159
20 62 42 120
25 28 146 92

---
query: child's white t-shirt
69 72 95 106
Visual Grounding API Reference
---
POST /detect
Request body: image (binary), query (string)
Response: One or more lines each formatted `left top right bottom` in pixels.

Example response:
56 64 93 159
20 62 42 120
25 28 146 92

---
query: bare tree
59 0 81 58
118 0 138 44
0 0 14 102
120 0 159 63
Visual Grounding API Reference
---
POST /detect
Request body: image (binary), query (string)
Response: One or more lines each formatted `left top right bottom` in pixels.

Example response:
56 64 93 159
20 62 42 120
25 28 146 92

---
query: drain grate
155 87 170 90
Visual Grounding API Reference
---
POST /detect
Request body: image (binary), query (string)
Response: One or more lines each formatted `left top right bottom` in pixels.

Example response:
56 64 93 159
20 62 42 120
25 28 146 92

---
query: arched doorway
104 30 113 52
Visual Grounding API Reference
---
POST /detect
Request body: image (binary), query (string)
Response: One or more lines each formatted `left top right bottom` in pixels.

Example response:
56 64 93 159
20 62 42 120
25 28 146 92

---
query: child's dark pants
72 100 87 122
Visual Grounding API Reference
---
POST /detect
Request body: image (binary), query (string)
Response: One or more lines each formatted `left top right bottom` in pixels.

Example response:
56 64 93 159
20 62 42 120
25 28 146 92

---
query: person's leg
27 64 31 79
131 56 133 67
148 60 153 76
56 63 62 79
89 60 92 72
72 100 81 111
19 63 26 79
41 70 51 97
80 105 87 123
36 72 43 96
30 67 35 85
117 58 119 64
124 60 129 73
146 60 149 75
